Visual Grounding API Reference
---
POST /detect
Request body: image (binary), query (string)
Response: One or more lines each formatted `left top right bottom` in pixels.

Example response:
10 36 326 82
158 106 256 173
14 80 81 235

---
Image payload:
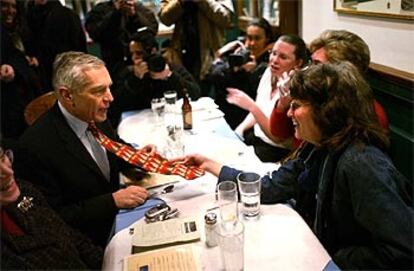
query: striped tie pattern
88 122 204 180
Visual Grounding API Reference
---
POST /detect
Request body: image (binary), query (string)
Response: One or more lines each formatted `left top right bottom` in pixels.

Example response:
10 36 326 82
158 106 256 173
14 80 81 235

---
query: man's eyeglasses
0 149 14 164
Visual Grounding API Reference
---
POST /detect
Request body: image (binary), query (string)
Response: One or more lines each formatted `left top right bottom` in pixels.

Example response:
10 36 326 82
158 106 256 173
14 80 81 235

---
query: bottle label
183 111 192 129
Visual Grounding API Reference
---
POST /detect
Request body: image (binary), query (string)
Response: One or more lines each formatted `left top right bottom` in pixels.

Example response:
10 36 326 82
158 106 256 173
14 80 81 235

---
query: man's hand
132 59 149 79
0 64 15 82
114 0 136 16
150 64 172 80
26 56 39 67
112 185 148 209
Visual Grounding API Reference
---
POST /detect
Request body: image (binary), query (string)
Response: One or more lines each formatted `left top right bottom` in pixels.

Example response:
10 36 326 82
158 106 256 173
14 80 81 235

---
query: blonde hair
309 30 370 73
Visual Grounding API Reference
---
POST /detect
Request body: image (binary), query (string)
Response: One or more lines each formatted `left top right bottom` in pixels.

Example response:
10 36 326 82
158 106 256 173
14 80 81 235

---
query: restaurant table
103 97 335 270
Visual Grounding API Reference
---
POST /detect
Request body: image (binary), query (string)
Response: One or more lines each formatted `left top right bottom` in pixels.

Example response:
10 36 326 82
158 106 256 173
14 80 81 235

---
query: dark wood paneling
367 63 414 181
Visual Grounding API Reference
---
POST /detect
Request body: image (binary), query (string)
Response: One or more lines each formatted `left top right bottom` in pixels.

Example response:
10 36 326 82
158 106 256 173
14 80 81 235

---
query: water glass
163 90 177 105
217 181 238 227
164 125 185 159
216 221 244 271
163 90 178 127
150 97 165 123
237 172 261 219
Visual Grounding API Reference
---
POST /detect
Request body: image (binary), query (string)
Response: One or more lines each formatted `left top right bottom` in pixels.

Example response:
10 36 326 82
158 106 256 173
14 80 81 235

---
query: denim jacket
219 142 413 270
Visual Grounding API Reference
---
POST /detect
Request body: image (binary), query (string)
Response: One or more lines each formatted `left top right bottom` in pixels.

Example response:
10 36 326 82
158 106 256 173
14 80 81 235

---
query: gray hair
52 51 105 93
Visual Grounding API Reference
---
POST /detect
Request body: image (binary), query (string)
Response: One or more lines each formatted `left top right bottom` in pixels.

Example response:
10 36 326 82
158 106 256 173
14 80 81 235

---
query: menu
124 244 201 271
132 217 201 253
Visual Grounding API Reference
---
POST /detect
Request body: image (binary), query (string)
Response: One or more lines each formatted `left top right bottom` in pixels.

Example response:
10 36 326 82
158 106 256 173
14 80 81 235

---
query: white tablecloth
103 193 332 271
104 98 332 270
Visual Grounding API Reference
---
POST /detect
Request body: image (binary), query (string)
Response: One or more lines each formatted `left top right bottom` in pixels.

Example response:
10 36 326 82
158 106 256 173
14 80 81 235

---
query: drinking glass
164 125 185 159
237 172 261 220
151 97 165 123
163 90 178 127
217 181 238 227
163 90 177 106
216 220 244 271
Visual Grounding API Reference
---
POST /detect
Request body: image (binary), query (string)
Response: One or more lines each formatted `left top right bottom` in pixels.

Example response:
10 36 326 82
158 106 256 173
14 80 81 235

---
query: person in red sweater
270 30 388 149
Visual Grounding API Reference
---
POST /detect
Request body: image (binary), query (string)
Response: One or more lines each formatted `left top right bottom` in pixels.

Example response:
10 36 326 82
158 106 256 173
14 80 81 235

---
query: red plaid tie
88 122 204 180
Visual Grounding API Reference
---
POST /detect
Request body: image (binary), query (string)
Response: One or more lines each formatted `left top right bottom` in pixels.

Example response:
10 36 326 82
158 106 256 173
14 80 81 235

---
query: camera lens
147 54 166 72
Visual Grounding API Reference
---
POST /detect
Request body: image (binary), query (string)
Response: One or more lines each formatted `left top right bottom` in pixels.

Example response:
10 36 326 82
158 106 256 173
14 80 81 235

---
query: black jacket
109 63 200 127
1 180 103 270
27 1 87 90
85 1 158 75
15 103 134 246
208 50 270 129
219 142 413 270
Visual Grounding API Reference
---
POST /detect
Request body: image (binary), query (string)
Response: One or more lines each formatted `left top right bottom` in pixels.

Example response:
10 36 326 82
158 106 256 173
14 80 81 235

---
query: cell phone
145 203 171 222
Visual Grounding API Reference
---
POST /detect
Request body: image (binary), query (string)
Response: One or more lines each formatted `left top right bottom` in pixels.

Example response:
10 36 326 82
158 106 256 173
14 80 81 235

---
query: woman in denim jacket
177 62 413 270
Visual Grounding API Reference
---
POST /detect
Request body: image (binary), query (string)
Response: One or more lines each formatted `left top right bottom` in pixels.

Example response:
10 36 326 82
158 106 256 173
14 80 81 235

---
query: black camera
228 48 251 68
146 53 166 72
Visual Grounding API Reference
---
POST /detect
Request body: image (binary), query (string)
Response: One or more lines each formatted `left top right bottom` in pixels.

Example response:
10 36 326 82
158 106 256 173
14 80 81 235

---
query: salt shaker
204 212 218 247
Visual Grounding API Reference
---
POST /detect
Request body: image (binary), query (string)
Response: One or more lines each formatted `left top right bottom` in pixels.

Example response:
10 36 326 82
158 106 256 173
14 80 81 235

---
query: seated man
1 145 103 270
109 29 200 127
15 51 153 247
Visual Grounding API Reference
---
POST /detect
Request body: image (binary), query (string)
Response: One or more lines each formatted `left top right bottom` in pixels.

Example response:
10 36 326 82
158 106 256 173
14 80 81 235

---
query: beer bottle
182 90 192 130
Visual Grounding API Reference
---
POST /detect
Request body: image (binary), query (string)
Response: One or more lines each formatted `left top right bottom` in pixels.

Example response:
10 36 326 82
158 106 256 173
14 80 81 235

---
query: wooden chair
24 91 57 125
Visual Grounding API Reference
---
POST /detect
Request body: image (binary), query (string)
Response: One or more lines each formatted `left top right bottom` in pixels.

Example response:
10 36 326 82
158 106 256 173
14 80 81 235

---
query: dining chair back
24 91 57 125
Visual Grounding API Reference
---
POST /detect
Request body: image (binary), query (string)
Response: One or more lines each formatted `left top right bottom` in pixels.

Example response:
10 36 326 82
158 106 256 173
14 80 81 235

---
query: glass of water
217 181 239 227
164 124 185 159
237 172 261 220
151 98 165 123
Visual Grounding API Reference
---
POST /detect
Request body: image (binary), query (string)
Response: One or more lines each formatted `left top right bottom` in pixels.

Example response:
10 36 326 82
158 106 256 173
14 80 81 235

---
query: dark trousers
244 128 291 162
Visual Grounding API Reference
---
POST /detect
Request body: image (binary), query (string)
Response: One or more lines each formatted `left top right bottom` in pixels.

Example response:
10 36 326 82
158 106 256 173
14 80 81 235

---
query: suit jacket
16 103 133 246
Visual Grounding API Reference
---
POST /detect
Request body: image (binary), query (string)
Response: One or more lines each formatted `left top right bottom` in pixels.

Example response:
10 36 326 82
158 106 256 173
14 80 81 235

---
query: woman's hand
241 55 257 73
169 153 223 176
226 87 255 111
275 70 295 112
216 40 244 58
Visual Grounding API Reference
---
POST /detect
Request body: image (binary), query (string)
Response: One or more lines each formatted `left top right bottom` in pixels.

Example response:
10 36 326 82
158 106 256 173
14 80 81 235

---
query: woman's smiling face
0 148 20 206
287 100 322 145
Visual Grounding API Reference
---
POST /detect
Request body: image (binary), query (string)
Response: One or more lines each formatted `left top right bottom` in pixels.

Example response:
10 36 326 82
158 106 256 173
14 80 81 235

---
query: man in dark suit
15 51 152 247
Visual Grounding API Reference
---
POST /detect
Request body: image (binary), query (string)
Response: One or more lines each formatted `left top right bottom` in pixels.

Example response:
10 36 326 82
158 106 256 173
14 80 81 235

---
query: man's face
68 66 114 123
129 41 145 62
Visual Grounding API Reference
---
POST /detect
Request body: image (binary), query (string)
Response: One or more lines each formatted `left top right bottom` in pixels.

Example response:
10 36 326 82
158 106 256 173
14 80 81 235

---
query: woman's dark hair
278 34 310 67
248 17 275 43
289 62 389 152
